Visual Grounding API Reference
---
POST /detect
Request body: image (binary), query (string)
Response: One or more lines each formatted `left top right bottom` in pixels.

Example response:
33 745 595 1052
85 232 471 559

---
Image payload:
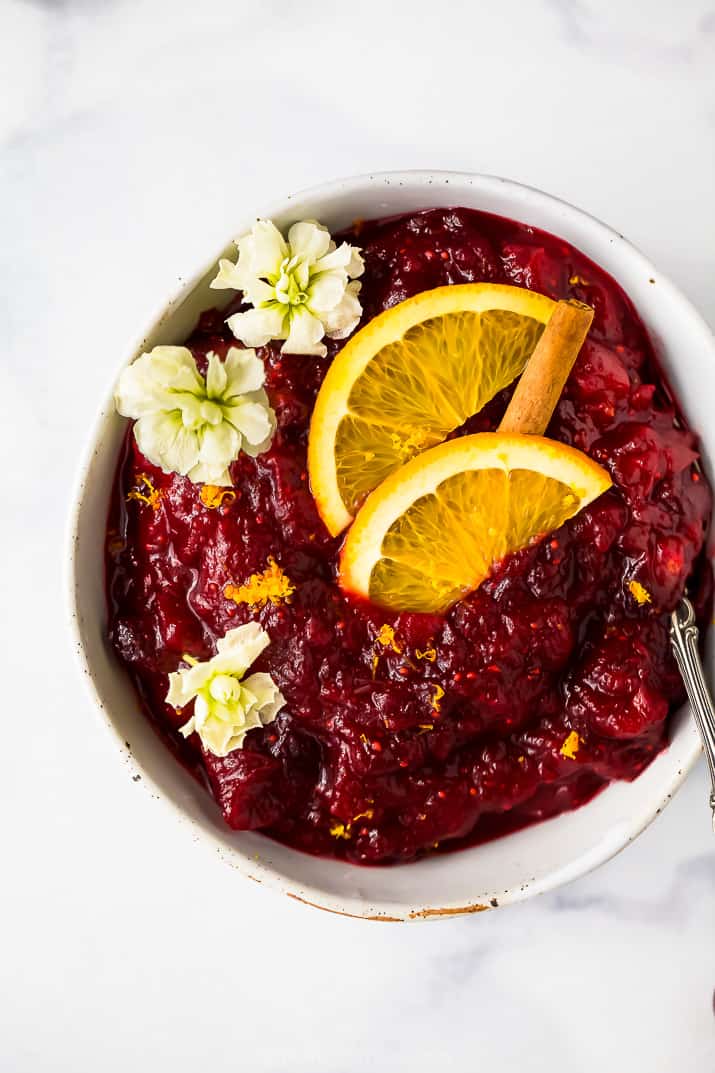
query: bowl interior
69 171 712 920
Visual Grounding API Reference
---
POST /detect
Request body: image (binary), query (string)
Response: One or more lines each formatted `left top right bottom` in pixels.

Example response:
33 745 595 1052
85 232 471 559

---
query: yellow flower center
208 674 241 705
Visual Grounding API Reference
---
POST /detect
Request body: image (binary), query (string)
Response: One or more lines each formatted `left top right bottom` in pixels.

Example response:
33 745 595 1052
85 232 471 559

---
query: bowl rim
65 169 709 921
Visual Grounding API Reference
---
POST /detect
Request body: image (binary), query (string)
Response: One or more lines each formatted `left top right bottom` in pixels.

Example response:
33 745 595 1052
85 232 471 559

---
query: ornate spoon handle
670 598 715 831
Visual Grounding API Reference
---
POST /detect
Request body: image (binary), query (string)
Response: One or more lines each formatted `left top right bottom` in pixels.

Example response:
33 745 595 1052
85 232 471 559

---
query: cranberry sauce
106 208 712 864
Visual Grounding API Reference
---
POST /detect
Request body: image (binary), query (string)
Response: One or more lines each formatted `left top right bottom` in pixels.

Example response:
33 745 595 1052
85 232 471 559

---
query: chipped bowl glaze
67 171 715 921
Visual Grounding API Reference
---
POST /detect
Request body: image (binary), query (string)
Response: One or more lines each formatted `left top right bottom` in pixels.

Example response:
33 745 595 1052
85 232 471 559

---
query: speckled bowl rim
66 170 713 921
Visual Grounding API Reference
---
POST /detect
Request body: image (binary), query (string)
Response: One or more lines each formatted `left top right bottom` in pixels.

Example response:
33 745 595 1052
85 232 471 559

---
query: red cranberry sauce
106 208 712 864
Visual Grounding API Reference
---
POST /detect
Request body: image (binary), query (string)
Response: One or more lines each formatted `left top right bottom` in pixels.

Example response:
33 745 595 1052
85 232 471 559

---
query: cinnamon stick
498 299 594 435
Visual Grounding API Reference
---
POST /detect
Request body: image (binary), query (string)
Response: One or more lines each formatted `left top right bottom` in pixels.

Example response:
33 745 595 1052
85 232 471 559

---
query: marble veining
548 0 715 65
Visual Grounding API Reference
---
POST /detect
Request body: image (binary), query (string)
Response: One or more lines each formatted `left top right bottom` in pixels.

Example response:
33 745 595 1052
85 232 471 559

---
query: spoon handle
670 598 715 832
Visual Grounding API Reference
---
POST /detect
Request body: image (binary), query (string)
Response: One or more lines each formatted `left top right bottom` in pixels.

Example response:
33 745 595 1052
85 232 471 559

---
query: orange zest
224 557 295 609
200 485 236 509
627 580 652 606
375 624 402 653
126 473 162 510
559 731 581 760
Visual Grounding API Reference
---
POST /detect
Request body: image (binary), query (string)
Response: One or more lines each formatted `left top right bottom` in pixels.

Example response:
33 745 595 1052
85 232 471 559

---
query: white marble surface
1 0 715 1069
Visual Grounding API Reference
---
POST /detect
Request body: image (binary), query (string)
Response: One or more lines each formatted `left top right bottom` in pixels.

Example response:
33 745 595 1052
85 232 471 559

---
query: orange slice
339 433 612 613
308 283 556 535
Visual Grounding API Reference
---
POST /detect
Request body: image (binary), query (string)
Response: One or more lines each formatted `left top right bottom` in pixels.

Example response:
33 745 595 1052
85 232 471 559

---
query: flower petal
323 280 363 339
307 270 349 313
241 672 285 723
224 398 273 447
244 278 279 307
200 718 239 757
292 257 311 293
151 347 204 395
135 413 200 476
115 346 201 418
205 352 228 399
346 247 365 278
188 460 233 486
134 411 177 468
287 220 332 263
282 306 327 356
236 392 276 457
198 421 240 467
169 424 203 476
115 360 164 418
167 661 214 707
242 219 288 280
223 347 265 396
215 622 270 674
314 242 364 279
227 305 287 348
175 392 206 430
177 713 197 739
193 692 212 724
240 707 266 737
210 257 244 291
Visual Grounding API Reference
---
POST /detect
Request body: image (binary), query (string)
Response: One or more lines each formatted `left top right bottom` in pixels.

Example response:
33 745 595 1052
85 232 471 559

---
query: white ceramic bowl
67 170 714 921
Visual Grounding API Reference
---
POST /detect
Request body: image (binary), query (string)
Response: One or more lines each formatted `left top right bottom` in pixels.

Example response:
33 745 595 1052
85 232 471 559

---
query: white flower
211 218 364 357
167 622 285 757
115 345 275 486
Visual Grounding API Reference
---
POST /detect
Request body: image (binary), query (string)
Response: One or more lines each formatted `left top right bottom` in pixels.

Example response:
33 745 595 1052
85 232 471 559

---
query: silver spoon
669 597 715 830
